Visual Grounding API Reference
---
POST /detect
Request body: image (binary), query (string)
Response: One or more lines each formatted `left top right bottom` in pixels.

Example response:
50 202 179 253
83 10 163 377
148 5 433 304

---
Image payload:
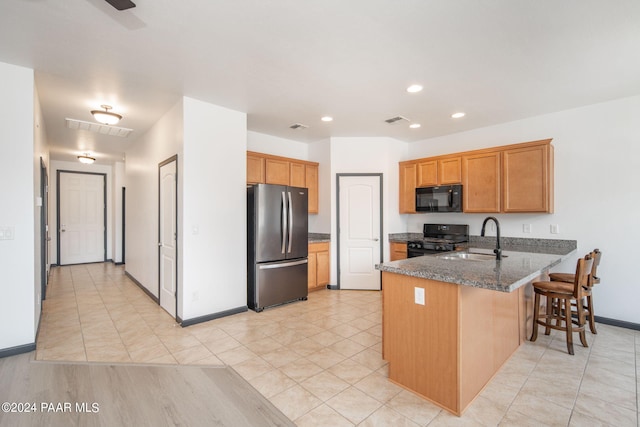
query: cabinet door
503 144 553 213
390 242 407 261
439 157 462 184
307 251 317 290
246 154 265 184
290 162 306 188
305 164 319 214
399 162 417 213
417 160 438 187
463 152 501 213
316 250 330 287
265 158 290 185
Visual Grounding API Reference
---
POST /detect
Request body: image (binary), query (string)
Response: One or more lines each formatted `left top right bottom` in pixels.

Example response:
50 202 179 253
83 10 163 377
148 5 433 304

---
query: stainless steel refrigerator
247 184 308 312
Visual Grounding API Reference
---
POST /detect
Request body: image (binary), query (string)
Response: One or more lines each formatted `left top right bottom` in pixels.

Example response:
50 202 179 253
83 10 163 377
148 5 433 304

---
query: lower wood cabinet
390 242 407 261
308 242 330 291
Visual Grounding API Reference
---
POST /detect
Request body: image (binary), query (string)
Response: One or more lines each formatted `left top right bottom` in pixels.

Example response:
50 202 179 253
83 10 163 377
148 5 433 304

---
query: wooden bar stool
530 254 594 355
549 249 601 334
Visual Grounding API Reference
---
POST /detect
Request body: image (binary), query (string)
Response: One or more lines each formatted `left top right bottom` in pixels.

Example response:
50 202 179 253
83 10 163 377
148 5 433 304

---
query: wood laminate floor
0 352 294 427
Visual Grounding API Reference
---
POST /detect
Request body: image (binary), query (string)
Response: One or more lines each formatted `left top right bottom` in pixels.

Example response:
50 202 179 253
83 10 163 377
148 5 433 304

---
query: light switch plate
414 287 425 305
523 224 532 233
550 224 560 234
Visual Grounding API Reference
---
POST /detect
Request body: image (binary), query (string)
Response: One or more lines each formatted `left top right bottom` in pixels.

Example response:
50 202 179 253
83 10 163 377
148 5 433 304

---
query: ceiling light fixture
451 112 466 119
91 105 122 125
409 123 421 129
406 84 423 93
321 116 333 122
77 153 96 164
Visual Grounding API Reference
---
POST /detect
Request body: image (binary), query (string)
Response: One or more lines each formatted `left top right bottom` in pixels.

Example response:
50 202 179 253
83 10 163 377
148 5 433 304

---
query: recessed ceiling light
409 123 421 129
451 112 466 119
406 85 423 93
321 116 333 122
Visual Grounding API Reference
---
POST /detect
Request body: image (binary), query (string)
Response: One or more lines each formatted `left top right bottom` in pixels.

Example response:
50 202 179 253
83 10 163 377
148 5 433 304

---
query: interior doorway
337 174 383 290
57 171 106 265
159 156 178 318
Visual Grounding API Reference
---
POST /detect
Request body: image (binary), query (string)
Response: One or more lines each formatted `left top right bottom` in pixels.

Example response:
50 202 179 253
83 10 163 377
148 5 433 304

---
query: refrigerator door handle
287 191 293 253
281 191 287 254
258 259 308 270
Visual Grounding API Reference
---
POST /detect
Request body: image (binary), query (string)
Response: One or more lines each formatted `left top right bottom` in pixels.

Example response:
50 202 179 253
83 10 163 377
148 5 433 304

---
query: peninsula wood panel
382 272 459 412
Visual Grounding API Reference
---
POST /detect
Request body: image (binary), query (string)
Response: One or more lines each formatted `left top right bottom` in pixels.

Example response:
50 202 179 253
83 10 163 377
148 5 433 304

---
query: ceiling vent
65 118 133 138
289 123 309 130
384 115 410 125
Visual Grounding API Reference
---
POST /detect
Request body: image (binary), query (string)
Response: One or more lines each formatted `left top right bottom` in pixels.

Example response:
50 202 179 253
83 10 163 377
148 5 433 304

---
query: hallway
35 263 639 426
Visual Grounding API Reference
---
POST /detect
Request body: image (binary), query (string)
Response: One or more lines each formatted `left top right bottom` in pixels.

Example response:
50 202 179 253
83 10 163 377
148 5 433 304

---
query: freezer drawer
249 258 308 312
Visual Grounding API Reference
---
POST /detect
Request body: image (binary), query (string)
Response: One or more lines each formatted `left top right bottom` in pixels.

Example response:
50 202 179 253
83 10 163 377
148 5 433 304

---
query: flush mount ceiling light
289 123 309 130
451 112 466 119
321 116 333 122
406 84 423 93
409 123 421 129
77 153 96 164
91 105 122 125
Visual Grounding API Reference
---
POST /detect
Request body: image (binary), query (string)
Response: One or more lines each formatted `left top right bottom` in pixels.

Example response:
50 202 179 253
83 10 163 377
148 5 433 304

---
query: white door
339 175 382 290
159 159 177 317
59 172 105 265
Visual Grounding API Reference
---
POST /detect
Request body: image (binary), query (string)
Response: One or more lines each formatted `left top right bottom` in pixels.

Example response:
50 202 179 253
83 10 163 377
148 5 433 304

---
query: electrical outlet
550 224 560 234
414 287 425 305
523 224 532 233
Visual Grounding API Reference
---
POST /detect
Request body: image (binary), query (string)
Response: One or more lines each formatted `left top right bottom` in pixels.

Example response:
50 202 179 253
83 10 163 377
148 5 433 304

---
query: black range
407 224 469 258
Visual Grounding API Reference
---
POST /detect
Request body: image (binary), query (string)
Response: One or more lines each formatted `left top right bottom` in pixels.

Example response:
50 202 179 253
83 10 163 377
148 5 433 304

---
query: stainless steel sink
436 252 506 261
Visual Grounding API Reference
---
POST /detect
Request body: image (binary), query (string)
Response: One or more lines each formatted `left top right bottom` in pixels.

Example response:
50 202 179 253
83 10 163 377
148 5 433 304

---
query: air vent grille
289 123 309 130
65 118 133 138
384 116 410 125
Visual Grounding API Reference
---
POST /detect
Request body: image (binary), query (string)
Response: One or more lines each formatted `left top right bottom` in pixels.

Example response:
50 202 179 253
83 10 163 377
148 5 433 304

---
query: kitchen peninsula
376 239 576 416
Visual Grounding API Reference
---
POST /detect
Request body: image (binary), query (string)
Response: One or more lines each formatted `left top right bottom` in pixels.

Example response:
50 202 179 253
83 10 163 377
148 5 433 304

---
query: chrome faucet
480 216 502 260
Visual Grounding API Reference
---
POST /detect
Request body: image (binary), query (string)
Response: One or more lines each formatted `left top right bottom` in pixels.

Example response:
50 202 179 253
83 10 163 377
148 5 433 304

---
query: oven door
407 248 440 258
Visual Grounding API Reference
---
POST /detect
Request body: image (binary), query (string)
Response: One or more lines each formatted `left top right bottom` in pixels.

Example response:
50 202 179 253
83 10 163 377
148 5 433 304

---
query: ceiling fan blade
104 0 136 11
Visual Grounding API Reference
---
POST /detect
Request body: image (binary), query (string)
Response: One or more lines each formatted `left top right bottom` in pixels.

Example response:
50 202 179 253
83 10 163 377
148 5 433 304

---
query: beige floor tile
349 347 386 371
328 358 374 384
294 403 354 427
508 393 572 426
349 330 380 348
300 371 350 401
260 346 303 368
215 345 258 366
329 338 367 358
158 334 202 354
171 344 215 365
242 336 284 355
360 405 420 427
572 392 638 426
128 342 171 363
270 384 322 421
250 369 298 399
287 338 326 357
279 357 324 382
231 357 274 381
354 372 403 403
326 386 382 424
386 390 442 425
306 347 346 369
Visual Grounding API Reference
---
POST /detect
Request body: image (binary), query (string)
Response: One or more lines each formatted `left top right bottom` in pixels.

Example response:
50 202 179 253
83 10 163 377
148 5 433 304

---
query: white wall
0 62 36 351
329 137 408 285
112 161 125 264
33 86 49 331
125 99 184 299
406 95 640 324
181 98 247 320
247 131 308 159
49 160 114 264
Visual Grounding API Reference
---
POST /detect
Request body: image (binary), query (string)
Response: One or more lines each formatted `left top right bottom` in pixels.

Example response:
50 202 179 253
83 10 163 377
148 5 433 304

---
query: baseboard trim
113 262 125 266
124 271 159 304
180 306 248 327
0 343 36 359
328 285 339 290
594 316 640 331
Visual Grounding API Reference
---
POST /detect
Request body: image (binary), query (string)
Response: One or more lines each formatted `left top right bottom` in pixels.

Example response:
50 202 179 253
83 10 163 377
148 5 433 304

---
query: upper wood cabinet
246 153 265 184
247 151 320 214
399 161 417 213
502 142 554 213
462 151 501 213
399 139 553 214
417 157 462 187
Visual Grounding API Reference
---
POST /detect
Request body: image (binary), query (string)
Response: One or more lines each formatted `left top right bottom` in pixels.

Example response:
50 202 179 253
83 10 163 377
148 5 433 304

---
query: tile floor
36 263 639 426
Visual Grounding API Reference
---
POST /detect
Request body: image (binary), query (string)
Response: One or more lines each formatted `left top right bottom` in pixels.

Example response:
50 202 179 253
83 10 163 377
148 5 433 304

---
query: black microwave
415 185 463 212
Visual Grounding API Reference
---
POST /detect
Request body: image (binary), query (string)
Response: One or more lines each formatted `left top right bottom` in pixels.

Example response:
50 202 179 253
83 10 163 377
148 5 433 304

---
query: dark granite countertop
377 237 577 292
388 233 422 243
309 233 330 243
